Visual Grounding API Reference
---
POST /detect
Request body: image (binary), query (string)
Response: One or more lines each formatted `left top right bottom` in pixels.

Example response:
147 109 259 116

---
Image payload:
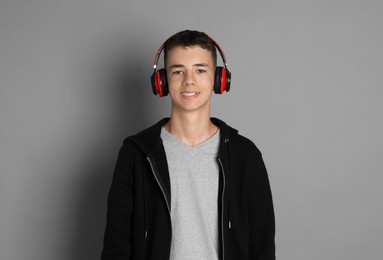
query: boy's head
151 29 231 97
163 30 217 68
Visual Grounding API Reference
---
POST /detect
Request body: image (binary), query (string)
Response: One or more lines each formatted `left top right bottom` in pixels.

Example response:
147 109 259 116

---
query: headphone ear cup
214 66 231 94
151 71 158 95
159 69 168 96
225 68 231 92
151 69 168 97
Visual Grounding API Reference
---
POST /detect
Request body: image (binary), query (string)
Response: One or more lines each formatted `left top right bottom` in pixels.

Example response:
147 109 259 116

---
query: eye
196 69 206 74
172 70 184 75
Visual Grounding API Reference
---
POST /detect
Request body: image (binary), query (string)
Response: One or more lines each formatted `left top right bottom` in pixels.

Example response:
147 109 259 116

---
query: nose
182 71 195 86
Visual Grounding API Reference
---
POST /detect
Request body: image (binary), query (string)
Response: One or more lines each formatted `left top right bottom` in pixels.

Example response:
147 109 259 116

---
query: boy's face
165 45 215 114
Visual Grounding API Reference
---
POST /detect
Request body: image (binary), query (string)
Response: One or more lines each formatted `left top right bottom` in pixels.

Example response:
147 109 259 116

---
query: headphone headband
152 36 228 71
152 41 167 70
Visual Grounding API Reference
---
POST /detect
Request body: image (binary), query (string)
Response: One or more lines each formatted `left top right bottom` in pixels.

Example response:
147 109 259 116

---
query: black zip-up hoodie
101 118 275 260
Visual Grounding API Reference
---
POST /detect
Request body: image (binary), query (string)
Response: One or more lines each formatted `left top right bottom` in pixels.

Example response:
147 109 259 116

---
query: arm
101 144 134 260
247 147 276 260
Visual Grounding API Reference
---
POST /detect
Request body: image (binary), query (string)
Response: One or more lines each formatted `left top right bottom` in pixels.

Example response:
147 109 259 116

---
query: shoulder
121 118 170 156
232 132 262 158
216 118 262 156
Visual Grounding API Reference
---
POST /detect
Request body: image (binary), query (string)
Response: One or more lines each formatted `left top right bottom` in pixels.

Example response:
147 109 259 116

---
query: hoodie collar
127 117 238 156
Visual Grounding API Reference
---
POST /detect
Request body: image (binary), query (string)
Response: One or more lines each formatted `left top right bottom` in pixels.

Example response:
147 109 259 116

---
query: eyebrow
169 63 209 69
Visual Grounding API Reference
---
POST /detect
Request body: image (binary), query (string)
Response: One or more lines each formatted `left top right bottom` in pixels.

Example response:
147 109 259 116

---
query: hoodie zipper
218 158 226 260
147 157 172 259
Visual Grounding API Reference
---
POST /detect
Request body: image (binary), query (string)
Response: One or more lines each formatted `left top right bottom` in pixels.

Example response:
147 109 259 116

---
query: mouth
181 92 199 97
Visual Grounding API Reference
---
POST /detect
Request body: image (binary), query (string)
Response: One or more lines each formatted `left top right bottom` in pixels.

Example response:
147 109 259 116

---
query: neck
164 112 218 147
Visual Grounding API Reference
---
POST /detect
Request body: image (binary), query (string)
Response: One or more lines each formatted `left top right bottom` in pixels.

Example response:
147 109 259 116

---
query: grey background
1 0 382 259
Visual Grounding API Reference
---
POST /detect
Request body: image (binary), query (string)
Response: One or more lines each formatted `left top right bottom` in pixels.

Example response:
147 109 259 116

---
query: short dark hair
164 30 217 67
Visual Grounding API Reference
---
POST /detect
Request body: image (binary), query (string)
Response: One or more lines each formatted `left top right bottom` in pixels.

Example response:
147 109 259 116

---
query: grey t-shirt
161 127 220 260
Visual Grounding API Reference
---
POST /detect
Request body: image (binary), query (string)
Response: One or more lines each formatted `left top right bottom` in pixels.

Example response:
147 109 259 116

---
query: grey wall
1 0 382 259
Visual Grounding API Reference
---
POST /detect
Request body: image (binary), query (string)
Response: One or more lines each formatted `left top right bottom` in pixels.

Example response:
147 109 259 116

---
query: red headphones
150 36 231 97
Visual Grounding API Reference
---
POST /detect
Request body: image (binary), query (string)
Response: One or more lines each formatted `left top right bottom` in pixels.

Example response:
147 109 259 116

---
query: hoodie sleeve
101 143 135 260
246 145 276 260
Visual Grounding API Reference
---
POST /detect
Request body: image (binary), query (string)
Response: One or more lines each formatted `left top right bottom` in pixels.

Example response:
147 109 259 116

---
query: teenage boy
101 30 275 260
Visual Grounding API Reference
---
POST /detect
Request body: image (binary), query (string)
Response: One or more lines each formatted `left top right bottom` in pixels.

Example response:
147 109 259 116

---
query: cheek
207 71 215 85
205 76 215 90
167 76 179 89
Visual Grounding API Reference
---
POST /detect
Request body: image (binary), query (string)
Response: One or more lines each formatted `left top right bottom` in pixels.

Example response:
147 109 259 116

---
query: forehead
165 45 214 66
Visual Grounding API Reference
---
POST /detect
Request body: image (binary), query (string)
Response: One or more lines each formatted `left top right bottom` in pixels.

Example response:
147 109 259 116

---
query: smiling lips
181 92 199 97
